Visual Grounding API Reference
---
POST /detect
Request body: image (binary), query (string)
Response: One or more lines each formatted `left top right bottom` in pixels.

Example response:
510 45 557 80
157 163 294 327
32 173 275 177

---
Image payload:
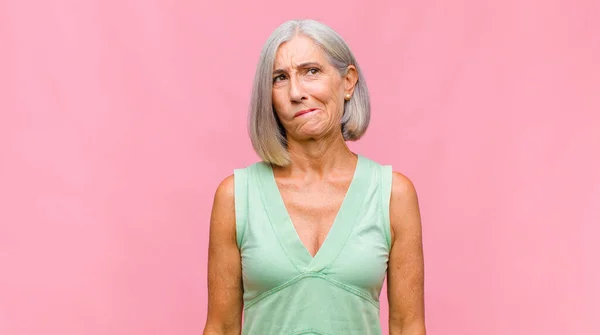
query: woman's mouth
294 108 319 118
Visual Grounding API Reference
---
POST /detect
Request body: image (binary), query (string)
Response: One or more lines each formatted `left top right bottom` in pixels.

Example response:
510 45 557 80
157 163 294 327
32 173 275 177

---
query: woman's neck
277 134 357 179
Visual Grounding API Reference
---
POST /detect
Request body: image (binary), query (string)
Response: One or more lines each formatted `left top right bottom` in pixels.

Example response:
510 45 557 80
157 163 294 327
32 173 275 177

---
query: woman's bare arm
203 175 243 335
388 172 426 335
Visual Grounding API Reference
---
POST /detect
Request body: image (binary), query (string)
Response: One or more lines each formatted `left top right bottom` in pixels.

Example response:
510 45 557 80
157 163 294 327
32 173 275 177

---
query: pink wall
1 0 599 334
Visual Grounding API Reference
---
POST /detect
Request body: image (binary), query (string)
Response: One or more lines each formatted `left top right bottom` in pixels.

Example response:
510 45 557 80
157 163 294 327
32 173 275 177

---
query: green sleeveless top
234 154 393 335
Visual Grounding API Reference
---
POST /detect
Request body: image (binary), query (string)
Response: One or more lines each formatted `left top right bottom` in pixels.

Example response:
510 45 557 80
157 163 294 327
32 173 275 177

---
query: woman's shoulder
358 154 391 171
213 174 235 204
215 160 270 195
230 160 272 185
359 154 416 191
214 161 262 195
234 160 269 172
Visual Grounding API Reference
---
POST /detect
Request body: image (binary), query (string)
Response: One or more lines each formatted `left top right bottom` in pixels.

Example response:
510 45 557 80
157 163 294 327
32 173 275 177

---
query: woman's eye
273 75 286 83
308 68 319 74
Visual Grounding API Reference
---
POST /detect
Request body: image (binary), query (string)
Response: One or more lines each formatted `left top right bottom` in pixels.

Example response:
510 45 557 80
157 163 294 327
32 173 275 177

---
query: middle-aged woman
204 19 425 335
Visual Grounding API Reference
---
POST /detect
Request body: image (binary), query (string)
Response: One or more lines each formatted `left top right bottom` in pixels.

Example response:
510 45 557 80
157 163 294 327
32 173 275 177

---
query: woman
204 19 425 335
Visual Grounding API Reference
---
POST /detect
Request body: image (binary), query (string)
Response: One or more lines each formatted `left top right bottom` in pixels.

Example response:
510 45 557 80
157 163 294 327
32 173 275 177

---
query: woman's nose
288 75 306 102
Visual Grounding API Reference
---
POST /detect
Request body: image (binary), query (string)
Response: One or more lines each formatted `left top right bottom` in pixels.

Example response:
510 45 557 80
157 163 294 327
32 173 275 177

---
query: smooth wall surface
1 0 599 334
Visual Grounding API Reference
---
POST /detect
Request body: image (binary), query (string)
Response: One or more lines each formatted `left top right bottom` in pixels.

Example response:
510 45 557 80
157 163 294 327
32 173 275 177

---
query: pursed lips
294 108 319 118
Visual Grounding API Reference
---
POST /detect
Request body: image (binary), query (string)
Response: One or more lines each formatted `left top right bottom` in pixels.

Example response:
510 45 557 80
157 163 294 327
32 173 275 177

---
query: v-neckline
259 154 370 273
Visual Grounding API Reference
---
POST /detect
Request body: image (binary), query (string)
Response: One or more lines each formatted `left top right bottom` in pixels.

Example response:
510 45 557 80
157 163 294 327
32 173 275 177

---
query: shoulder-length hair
248 19 371 166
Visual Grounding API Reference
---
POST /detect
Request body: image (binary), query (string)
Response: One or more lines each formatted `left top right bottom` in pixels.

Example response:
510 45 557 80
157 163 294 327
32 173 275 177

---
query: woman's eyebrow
273 62 322 75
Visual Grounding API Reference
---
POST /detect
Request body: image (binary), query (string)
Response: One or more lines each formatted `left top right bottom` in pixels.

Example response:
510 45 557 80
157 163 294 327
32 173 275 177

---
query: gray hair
248 19 371 166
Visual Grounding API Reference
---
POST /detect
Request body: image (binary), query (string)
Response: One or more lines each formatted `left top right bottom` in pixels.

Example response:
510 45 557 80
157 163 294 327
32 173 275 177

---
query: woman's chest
278 185 347 256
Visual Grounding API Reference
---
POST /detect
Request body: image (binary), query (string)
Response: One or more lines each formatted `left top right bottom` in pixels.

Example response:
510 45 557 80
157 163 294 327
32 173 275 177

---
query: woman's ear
344 65 359 94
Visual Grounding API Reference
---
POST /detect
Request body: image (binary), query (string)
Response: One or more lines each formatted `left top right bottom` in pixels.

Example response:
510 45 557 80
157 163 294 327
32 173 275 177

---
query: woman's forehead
273 36 327 69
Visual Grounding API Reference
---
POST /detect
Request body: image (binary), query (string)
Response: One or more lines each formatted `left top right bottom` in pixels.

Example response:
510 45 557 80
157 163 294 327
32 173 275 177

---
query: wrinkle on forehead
273 35 327 71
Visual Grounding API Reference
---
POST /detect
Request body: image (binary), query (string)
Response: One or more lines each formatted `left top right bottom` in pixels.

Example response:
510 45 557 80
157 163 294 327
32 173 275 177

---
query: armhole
380 165 393 250
233 168 248 249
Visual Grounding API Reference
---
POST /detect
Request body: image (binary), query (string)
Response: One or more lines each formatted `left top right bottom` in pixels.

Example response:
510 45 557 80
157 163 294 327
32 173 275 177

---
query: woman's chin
295 128 335 141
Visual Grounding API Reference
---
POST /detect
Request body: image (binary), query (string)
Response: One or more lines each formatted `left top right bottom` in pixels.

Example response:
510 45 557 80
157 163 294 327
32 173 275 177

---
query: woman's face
271 35 356 142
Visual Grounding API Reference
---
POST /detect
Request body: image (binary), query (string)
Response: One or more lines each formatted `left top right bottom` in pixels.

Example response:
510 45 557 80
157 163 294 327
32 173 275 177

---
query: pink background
1 0 599 334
